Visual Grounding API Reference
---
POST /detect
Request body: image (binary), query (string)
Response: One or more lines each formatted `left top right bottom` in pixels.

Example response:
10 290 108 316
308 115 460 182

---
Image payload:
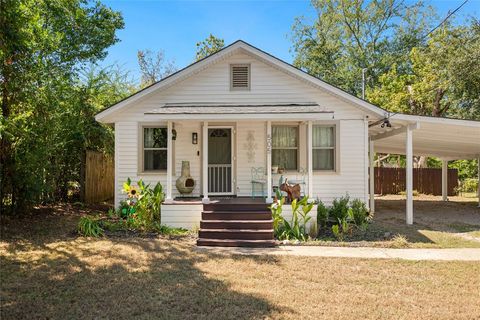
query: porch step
203 203 270 212
198 201 275 248
199 229 274 240
197 238 276 248
200 220 273 230
202 211 271 221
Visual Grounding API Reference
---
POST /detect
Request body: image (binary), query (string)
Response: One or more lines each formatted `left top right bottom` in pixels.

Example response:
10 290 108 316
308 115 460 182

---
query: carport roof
369 114 480 160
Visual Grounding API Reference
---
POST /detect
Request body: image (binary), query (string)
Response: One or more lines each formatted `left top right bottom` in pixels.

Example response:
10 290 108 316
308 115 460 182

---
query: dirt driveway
375 194 480 230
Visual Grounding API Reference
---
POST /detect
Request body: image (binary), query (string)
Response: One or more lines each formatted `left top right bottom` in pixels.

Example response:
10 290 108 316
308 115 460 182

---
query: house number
266 134 272 154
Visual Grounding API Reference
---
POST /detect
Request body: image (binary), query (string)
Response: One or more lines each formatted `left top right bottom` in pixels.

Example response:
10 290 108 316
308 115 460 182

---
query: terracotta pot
176 161 195 194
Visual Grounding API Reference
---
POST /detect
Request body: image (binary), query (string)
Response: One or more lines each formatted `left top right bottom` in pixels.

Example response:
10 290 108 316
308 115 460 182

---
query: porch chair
251 167 266 199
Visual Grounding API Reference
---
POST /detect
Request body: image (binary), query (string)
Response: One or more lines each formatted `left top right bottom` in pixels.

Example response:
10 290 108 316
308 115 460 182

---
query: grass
1 203 480 319
2 238 480 319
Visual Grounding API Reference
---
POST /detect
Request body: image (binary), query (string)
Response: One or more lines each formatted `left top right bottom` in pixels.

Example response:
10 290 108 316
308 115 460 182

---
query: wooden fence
374 167 458 196
83 150 114 203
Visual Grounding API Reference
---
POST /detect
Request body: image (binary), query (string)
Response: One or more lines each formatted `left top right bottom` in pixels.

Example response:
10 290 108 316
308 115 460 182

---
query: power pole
362 68 368 100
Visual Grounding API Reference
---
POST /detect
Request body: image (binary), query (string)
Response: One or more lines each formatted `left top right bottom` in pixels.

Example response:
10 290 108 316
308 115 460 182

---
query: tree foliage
195 34 225 61
137 49 177 88
368 20 480 118
0 0 127 213
291 0 434 96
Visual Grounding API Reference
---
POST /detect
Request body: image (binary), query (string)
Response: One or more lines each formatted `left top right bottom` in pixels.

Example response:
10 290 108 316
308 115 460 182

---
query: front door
208 127 233 195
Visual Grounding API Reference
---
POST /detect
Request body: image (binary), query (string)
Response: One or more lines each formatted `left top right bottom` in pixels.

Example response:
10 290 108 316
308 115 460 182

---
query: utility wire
364 0 469 122
420 0 469 42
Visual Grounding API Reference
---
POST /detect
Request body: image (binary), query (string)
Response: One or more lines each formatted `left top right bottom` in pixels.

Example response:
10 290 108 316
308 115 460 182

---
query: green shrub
316 200 329 229
316 195 371 241
78 216 103 237
350 198 370 227
461 178 478 193
330 195 350 224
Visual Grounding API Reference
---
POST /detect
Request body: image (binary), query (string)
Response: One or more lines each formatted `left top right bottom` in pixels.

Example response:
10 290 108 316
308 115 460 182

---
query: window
143 127 167 171
313 125 335 171
230 64 250 90
272 126 298 170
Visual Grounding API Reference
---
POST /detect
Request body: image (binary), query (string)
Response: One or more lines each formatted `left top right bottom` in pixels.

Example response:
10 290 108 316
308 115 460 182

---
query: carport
368 114 480 224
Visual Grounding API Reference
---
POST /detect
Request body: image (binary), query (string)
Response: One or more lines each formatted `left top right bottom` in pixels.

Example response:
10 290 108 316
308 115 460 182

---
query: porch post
307 121 313 199
406 124 414 225
369 138 375 213
165 121 173 203
202 121 209 204
266 121 273 204
442 159 448 201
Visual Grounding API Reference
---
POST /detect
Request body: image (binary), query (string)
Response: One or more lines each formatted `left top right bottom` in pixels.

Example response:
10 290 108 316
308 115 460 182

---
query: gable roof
95 40 389 123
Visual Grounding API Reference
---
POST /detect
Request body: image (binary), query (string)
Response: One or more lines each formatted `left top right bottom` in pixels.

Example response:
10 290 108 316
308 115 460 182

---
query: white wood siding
162 205 202 229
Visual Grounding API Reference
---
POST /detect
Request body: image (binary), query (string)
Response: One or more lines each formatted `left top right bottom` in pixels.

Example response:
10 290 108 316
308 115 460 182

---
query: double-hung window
313 125 335 171
143 127 168 171
272 125 298 170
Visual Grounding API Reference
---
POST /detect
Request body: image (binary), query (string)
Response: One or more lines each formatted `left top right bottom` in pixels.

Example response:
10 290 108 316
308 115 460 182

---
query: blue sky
102 0 480 83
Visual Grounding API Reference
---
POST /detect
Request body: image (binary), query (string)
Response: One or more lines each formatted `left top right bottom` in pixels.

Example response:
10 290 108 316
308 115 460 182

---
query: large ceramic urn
176 161 195 194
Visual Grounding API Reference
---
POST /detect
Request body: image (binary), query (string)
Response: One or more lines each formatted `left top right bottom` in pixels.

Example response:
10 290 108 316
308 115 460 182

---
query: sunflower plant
120 178 165 229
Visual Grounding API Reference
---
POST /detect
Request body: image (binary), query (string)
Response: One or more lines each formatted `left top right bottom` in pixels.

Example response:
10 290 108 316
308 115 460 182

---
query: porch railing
208 164 232 194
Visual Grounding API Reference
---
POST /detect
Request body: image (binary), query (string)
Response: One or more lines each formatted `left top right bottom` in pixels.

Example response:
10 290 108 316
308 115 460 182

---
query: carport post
369 138 375 213
442 160 448 201
405 124 416 225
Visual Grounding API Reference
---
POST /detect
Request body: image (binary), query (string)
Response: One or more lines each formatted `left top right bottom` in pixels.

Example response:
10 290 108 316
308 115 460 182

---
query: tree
291 0 434 96
367 20 480 118
195 34 225 61
137 49 176 88
0 0 125 213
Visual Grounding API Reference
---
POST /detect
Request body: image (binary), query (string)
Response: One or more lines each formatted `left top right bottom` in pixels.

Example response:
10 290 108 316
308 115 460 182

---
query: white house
96 40 480 235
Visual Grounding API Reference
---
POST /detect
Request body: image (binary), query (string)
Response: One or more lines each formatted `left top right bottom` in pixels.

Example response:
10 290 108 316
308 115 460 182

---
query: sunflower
128 186 139 198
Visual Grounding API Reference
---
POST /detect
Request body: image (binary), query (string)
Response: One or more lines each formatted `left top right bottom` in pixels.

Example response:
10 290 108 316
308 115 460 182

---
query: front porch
148 105 340 205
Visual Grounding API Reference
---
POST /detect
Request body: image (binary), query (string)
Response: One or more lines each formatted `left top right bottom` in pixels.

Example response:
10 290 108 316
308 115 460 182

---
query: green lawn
1 204 480 319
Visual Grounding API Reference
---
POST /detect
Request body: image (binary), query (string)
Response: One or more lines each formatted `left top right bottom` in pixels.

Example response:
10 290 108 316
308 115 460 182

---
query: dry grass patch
1 237 480 319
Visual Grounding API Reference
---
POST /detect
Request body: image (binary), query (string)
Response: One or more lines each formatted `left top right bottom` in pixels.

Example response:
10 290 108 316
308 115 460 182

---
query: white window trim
230 64 251 91
313 122 340 174
139 124 169 174
271 124 299 171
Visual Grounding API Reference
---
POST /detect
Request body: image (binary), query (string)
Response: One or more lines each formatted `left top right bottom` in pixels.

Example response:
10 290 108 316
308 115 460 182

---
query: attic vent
230 64 250 90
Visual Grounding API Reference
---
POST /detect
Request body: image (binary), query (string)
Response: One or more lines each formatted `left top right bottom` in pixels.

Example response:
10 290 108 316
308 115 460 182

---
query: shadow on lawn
1 236 286 319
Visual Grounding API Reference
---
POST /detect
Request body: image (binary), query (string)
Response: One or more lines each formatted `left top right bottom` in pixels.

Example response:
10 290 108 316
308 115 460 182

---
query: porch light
172 129 177 140
192 132 198 144
381 119 392 128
